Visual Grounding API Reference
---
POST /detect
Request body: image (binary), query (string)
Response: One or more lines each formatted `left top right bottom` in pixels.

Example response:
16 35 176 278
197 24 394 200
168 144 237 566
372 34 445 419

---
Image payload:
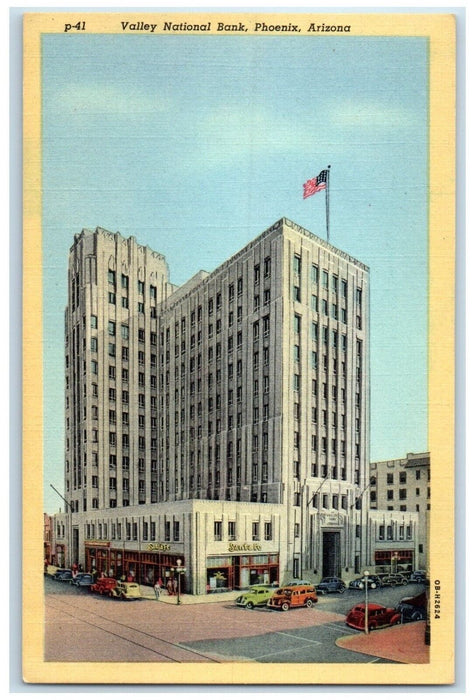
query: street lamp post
175 559 186 606
363 569 370 635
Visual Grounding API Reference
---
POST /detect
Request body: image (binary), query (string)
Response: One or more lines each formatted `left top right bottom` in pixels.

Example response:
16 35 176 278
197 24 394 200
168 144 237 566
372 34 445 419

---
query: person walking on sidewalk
154 579 162 600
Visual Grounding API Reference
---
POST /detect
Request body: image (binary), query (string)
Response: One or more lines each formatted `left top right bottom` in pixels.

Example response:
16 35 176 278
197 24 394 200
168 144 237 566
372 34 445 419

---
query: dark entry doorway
322 531 341 577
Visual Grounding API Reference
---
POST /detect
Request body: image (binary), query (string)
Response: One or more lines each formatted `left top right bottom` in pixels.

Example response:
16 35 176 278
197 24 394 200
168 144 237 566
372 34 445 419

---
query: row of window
378 525 413 541
107 270 157 299
86 517 177 542
214 519 272 542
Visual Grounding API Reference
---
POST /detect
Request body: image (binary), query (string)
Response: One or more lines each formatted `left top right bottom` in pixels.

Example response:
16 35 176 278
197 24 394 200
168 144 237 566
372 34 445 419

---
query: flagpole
326 165 331 242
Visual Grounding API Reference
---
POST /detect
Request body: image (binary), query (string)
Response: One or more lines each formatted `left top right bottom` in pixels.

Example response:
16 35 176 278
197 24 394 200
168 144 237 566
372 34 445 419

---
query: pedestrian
173 577 178 595
167 578 173 596
153 579 161 600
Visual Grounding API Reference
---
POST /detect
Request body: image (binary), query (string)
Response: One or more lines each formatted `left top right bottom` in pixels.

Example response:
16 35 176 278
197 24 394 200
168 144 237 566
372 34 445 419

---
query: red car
346 602 401 631
91 577 117 595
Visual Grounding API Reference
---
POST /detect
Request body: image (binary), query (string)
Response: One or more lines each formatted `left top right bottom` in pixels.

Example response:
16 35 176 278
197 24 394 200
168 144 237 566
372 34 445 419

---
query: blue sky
42 33 428 513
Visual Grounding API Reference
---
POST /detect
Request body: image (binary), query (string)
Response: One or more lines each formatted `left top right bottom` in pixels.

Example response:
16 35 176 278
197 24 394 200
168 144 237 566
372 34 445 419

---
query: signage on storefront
146 543 171 552
228 543 262 552
84 540 111 547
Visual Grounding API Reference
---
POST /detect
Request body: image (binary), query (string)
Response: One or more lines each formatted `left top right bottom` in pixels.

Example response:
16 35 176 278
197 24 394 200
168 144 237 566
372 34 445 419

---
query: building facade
62 218 371 593
369 452 430 571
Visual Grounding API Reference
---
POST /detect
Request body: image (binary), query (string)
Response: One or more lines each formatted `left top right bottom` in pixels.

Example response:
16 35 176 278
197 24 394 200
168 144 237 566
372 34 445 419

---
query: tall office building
63 218 370 593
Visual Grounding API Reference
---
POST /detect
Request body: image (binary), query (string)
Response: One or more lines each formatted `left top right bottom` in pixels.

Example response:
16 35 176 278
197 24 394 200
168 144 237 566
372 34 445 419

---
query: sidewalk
336 621 429 664
141 585 238 604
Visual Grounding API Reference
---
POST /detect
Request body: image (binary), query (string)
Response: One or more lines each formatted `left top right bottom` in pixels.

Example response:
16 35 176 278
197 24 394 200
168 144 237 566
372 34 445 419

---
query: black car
316 577 346 594
70 573 94 587
348 575 382 590
396 591 427 622
409 570 428 584
53 568 73 582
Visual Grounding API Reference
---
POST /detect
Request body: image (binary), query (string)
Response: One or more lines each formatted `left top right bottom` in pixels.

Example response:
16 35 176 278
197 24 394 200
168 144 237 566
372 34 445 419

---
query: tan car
267 585 318 611
110 581 141 600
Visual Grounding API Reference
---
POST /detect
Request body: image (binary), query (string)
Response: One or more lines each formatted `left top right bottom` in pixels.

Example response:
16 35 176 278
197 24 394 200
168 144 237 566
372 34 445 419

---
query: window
214 521 222 541
322 270 329 289
399 472 407 483
90 337 98 352
108 292 116 305
264 522 272 540
91 315 98 329
108 321 116 336
387 473 394 484
252 521 260 540
173 521 180 542
399 489 407 500
108 270 116 285
263 315 270 337
254 265 260 285
294 314 301 334
264 257 271 277
228 521 236 540
387 490 394 500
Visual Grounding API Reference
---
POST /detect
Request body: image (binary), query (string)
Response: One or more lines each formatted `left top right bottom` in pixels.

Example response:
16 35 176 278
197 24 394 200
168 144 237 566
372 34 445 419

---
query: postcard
22 9 457 686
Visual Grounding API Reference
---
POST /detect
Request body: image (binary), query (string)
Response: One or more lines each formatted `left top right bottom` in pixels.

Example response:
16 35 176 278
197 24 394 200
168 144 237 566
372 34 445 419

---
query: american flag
303 169 329 199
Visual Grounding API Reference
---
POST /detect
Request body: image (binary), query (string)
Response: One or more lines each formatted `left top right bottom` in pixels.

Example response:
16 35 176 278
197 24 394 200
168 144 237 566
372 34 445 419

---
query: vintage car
280 579 313 588
70 573 94 587
110 581 142 600
235 585 275 609
346 602 401 631
348 575 382 590
409 570 428 584
316 577 346 594
90 577 117 595
396 591 427 622
267 585 318 611
53 568 73 582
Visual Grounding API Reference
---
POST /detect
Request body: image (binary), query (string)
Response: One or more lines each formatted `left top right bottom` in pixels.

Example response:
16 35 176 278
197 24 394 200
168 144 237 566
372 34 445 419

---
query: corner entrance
322 530 341 577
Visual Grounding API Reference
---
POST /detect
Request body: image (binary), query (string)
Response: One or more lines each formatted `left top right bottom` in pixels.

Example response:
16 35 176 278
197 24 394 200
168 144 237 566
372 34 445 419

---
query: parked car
396 591 427 622
281 579 313 587
53 569 73 582
51 568 69 579
348 575 382 590
110 581 141 600
346 603 401 631
70 573 94 587
91 577 117 595
379 573 408 587
316 577 346 594
267 585 318 611
235 585 275 609
409 570 428 584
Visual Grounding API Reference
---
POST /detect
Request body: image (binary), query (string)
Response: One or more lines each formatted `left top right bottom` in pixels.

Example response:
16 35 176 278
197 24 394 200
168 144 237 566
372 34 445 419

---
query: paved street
44 577 426 664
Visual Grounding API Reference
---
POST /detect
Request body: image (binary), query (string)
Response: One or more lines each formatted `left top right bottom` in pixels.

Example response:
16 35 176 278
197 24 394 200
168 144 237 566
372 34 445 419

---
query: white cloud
328 98 420 128
52 83 172 115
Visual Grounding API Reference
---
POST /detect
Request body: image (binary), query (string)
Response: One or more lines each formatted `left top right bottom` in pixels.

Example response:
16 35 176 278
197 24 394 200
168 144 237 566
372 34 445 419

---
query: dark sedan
70 573 94 587
348 575 382 590
396 591 427 622
53 569 73 582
